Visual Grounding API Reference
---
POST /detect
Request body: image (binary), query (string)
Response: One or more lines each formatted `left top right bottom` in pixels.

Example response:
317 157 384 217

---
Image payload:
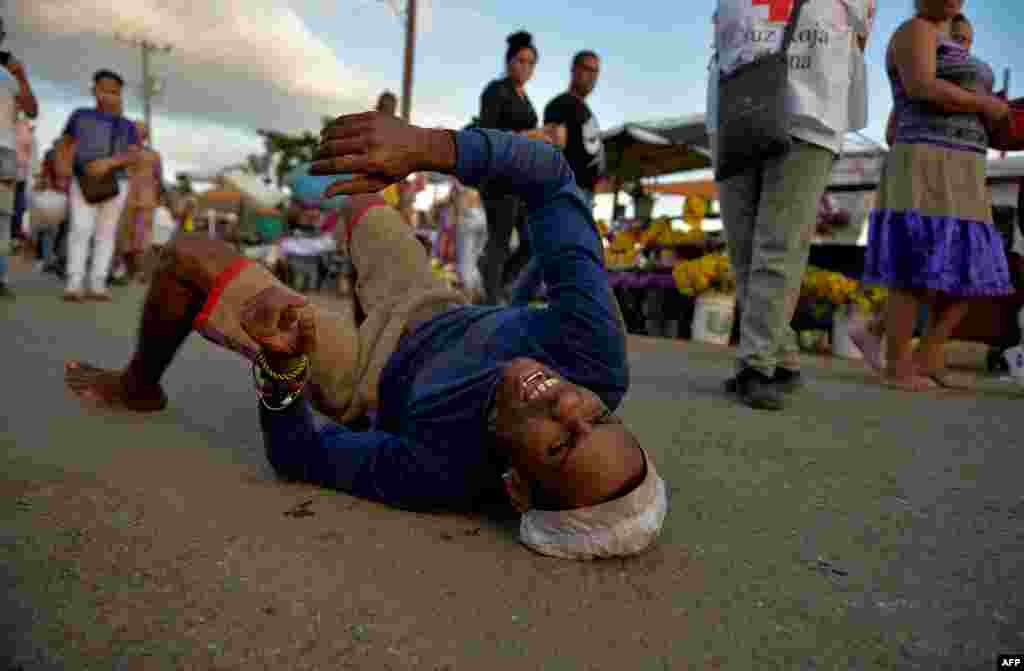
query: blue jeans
37 227 58 265
509 188 594 304
12 180 26 239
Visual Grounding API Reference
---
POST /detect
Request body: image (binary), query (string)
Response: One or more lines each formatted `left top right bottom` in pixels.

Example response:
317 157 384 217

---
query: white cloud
2 0 399 177
7 0 465 176
9 0 382 131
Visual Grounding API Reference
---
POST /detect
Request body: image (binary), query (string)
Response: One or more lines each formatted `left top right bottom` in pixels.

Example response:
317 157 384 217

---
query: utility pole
400 0 417 122
1001 66 1012 159
115 34 173 145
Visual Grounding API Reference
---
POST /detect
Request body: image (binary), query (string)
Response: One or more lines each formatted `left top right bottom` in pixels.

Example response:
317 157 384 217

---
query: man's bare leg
64 236 247 411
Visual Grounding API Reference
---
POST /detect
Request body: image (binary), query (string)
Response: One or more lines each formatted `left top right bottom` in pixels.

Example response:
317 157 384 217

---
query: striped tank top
888 35 994 153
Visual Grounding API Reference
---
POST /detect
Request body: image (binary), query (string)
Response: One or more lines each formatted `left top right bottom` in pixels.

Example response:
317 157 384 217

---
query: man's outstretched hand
311 112 456 198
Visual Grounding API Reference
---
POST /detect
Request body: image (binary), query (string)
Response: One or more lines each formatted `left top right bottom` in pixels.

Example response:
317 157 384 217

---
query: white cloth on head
519 448 668 560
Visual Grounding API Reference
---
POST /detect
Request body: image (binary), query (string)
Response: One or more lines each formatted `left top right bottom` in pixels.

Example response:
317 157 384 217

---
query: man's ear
503 469 531 513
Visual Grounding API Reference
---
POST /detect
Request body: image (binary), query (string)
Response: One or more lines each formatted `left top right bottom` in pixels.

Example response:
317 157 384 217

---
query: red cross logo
753 0 794 22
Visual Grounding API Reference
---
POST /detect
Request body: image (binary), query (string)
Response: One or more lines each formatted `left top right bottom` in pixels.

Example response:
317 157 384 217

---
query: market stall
597 116 722 335
596 112 1024 358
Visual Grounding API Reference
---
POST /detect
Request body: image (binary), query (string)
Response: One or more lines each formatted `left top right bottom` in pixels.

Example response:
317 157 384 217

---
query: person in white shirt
13 114 36 242
708 0 875 410
0 16 39 299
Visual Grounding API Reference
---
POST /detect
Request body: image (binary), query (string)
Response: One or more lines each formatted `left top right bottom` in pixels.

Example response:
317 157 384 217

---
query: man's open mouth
520 369 560 402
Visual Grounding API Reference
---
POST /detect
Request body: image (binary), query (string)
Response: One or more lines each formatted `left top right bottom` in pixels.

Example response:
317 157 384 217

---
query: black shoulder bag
79 123 122 204
714 0 811 182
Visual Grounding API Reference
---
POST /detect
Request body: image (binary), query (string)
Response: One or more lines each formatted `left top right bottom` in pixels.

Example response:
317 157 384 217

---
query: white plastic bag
28 190 67 231
151 206 178 245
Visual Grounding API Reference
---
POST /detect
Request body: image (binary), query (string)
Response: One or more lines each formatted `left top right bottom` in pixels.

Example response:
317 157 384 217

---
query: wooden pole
141 42 153 140
1001 66 1011 159
611 177 620 222
400 0 417 122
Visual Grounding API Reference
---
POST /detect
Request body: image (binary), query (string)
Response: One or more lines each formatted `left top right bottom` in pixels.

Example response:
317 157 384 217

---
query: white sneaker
1003 345 1024 386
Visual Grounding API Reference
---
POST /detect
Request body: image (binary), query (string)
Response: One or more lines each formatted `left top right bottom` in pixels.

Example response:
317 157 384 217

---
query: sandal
62 290 84 303
86 290 113 302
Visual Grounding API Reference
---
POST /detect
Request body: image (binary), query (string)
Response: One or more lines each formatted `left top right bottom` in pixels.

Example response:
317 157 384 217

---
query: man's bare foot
64 361 168 412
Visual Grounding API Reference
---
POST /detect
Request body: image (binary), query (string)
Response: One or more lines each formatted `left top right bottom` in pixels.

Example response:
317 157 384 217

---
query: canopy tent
599 114 890 191
196 188 243 213
601 114 712 182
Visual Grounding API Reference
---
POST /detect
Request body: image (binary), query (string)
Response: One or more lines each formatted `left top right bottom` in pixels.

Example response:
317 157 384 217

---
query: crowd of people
0 0 1018 560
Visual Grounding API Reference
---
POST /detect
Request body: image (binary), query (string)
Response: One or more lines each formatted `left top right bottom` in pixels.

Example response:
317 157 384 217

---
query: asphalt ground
1 265 1023 671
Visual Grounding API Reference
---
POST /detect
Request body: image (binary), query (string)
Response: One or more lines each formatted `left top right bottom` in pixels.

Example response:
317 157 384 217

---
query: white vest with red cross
709 0 875 154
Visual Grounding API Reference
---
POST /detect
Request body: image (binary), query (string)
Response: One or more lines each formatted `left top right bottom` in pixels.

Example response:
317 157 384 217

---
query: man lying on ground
64 112 668 560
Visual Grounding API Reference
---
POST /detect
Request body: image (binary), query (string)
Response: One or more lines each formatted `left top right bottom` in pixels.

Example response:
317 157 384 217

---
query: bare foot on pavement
64 361 168 412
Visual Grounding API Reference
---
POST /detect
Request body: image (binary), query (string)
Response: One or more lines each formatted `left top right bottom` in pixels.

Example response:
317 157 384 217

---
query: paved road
1 267 1023 670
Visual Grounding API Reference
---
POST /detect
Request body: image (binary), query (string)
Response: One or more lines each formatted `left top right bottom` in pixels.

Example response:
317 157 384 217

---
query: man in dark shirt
64 113 667 560
510 51 606 303
544 50 605 206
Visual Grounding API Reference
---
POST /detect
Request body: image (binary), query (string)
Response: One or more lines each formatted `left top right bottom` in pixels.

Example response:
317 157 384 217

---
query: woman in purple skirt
855 0 1012 391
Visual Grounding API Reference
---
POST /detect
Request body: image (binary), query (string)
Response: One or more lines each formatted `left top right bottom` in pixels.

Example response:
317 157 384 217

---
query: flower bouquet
430 258 459 288
672 252 736 297
605 229 643 270
794 267 852 329
797 268 889 358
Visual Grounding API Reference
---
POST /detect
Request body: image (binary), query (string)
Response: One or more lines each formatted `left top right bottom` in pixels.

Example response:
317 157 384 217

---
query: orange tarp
595 179 719 199
646 180 719 198
199 189 243 204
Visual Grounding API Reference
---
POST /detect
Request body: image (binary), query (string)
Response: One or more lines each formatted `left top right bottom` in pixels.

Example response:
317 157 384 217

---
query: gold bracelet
255 352 309 382
251 359 309 411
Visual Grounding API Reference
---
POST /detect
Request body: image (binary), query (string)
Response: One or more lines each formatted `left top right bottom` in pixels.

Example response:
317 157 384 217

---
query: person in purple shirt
63 113 667 560
61 69 140 301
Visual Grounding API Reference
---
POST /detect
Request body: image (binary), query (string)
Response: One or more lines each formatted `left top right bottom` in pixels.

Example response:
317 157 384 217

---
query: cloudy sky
7 0 1024 185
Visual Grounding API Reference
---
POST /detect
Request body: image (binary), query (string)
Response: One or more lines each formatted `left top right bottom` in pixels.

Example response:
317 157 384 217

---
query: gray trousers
718 139 835 375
